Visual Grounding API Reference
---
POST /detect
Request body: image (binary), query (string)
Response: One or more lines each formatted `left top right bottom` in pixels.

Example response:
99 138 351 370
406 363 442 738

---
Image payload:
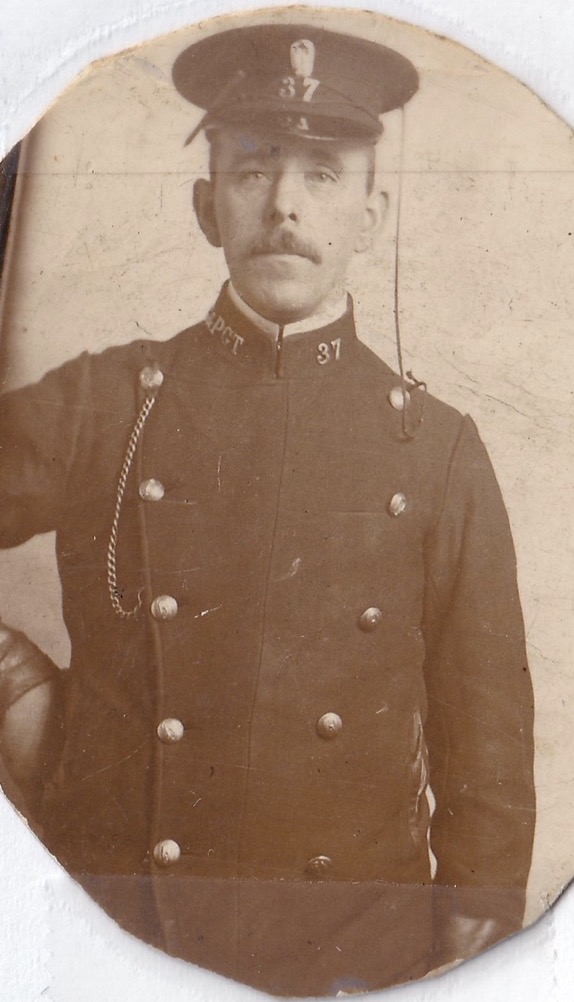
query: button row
152 839 334 877
139 377 412 413
145 370 401 884
139 477 407 521
152 714 341 870
156 713 342 746
150 598 391 630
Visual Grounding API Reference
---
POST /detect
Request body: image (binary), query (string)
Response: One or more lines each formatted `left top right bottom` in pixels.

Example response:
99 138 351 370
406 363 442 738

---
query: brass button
139 478 165 502
157 718 184 744
305 855 333 877
139 365 164 391
389 385 410 411
388 492 407 517
358 607 383 632
316 712 343 740
153 839 181 866
150 595 178 621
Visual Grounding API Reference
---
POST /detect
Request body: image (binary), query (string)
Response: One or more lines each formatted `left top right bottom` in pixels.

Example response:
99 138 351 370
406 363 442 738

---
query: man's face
194 129 385 324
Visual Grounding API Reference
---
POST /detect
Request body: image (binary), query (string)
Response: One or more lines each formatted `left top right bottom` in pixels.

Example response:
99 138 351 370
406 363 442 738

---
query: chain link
106 395 157 619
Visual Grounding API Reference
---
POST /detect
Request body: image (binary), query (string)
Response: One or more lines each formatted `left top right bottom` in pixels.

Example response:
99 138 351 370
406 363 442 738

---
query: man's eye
238 170 269 183
307 170 338 185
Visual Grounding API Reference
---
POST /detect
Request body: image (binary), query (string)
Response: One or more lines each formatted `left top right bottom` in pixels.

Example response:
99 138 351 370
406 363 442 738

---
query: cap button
358 607 383 632
316 712 343 740
388 492 407 517
139 365 164 391
139 478 165 502
157 718 185 743
150 595 179 621
153 839 181 866
305 855 333 877
389 385 410 411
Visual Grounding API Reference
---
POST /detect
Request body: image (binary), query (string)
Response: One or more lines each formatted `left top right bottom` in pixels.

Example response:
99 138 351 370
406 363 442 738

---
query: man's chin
238 278 322 326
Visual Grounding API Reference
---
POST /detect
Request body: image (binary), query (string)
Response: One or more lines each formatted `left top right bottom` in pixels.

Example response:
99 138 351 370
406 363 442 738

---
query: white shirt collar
228 283 348 338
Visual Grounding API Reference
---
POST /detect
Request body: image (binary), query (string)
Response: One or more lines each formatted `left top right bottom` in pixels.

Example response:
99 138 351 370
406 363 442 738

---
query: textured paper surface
0 2 573 1000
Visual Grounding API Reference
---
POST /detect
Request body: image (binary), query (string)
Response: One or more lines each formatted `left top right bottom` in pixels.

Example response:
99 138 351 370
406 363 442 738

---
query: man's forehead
209 128 375 165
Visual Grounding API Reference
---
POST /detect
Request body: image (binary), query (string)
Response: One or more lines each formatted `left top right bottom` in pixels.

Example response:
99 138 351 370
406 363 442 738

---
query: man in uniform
0 22 535 998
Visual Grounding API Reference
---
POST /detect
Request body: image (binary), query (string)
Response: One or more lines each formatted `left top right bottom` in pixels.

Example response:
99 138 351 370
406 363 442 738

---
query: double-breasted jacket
0 286 535 996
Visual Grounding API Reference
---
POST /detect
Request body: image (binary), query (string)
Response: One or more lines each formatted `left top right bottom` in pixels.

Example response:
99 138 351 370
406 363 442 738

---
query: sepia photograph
0 2 573 999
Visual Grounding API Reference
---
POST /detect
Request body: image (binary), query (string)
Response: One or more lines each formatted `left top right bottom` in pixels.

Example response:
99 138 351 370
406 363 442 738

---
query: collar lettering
205 309 245 355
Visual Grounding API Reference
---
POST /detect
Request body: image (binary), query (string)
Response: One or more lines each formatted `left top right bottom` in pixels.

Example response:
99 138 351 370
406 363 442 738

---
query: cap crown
172 24 419 141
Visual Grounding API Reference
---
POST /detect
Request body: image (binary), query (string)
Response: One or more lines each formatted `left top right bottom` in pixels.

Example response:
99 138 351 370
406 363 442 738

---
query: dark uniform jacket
0 285 535 996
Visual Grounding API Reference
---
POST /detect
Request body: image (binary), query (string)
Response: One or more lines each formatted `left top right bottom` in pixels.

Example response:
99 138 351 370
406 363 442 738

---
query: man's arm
422 414 536 962
0 622 64 819
0 357 89 817
0 351 94 547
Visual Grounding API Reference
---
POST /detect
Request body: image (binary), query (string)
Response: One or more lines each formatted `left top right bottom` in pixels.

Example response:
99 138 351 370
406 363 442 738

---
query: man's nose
266 170 302 224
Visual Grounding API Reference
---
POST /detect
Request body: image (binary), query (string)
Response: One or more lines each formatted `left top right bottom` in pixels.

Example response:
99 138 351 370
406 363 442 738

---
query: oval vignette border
0 2 573 999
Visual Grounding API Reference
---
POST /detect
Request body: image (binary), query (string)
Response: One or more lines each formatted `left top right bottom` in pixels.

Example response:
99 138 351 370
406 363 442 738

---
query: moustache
250 232 321 264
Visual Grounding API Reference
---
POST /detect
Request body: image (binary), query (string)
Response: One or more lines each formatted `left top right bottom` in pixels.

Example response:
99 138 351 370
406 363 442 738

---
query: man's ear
354 189 388 254
193 178 222 248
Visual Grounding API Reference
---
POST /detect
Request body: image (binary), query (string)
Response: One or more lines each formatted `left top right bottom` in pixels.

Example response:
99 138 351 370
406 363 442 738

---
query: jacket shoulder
77 319 206 380
16 320 208 408
355 339 468 452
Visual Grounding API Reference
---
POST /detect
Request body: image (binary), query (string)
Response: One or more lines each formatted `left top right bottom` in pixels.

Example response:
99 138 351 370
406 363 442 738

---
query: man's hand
431 884 525 973
434 914 503 966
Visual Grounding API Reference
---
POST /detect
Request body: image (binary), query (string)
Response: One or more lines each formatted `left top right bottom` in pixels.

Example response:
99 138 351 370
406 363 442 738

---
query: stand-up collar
226 283 349 339
202 283 360 380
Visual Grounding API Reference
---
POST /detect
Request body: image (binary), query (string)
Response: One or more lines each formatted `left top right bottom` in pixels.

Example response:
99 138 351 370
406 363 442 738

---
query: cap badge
290 39 316 78
278 38 320 129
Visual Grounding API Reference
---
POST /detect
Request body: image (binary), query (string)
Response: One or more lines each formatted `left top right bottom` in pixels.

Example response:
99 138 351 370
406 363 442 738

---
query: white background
0 1 573 1000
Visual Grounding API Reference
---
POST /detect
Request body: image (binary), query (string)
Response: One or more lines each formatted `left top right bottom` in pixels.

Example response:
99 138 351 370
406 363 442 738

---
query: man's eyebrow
224 148 274 168
307 149 348 173
222 144 349 171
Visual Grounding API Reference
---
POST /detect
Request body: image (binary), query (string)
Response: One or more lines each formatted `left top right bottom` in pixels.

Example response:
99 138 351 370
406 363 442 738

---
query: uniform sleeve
0 354 92 546
0 620 65 822
422 414 535 947
0 620 62 718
